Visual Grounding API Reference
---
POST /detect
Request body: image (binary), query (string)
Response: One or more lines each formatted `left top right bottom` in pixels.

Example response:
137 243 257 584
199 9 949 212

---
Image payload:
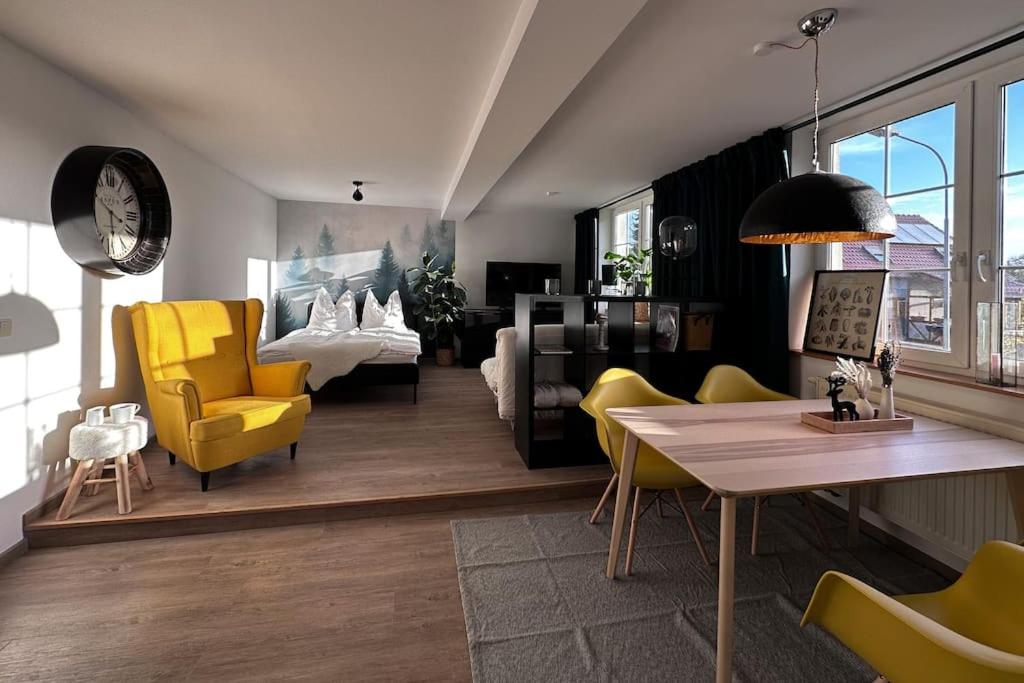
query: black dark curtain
573 208 599 294
651 128 790 391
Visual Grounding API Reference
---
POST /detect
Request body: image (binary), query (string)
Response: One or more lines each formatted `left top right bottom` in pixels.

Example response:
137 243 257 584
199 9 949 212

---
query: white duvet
258 326 422 390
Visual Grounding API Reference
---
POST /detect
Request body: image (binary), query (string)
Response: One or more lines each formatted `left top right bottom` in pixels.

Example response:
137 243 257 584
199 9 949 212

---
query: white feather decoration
834 357 872 399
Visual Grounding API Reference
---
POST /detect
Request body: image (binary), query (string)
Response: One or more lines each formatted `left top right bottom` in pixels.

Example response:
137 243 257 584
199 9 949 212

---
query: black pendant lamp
739 9 895 245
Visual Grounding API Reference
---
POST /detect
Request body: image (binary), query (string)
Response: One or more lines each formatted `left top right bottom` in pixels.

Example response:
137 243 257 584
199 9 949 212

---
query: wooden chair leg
589 474 619 524
751 496 763 555
84 459 106 496
129 451 155 491
800 493 832 551
201 471 210 492
674 489 711 566
168 452 176 465
56 459 95 521
701 489 716 512
656 496 665 518
625 487 643 576
114 453 132 515
290 442 298 460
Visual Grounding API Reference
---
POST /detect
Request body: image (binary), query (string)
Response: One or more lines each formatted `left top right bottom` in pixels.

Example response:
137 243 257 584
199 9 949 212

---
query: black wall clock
51 146 171 276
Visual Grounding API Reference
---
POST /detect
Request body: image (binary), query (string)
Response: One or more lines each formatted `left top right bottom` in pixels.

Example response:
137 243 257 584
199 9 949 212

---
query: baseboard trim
0 538 28 571
22 487 69 525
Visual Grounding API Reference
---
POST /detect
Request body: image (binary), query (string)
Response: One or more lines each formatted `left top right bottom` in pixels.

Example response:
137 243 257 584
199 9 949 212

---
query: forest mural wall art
275 201 455 337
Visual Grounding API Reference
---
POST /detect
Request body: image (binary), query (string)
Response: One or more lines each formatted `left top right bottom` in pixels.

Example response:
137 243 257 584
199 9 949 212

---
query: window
819 55 1024 372
831 104 957 352
612 206 642 255
603 191 654 258
821 80 972 368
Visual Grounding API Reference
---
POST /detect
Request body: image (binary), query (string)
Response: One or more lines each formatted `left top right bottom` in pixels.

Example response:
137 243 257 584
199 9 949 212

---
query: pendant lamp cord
767 36 821 172
811 37 821 172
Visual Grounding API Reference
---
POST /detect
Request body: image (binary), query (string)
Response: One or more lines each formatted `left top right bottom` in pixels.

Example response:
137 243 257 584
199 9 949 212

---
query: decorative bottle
879 384 895 420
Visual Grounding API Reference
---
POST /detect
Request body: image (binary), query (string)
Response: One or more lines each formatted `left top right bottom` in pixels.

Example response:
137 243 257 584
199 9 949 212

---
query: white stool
57 416 154 520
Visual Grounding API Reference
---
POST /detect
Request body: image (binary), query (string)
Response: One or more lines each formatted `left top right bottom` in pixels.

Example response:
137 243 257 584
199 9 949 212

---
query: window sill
790 349 1024 401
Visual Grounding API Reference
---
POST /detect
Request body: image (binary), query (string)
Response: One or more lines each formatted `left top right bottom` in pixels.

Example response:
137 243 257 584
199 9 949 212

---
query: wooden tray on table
801 411 914 434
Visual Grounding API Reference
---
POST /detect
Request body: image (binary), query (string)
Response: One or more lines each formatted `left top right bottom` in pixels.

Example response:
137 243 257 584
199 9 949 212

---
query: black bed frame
303 302 420 403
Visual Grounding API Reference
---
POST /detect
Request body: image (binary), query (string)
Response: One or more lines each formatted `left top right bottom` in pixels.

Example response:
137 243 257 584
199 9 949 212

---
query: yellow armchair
801 540 1024 682
129 299 312 491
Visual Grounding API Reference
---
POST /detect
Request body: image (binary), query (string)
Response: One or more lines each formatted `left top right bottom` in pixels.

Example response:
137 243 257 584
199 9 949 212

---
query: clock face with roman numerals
51 146 171 276
93 163 141 261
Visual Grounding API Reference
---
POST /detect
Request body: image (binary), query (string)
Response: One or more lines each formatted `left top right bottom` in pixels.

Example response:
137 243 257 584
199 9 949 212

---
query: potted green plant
603 248 652 295
407 252 468 366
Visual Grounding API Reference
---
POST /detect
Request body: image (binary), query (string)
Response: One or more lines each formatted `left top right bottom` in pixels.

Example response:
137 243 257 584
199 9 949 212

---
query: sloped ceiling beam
441 0 647 222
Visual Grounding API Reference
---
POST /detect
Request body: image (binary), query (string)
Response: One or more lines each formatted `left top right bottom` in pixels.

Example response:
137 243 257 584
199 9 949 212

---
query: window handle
976 250 992 283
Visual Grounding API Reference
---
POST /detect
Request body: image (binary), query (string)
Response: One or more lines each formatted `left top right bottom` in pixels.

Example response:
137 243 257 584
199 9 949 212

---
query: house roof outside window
841 214 1024 299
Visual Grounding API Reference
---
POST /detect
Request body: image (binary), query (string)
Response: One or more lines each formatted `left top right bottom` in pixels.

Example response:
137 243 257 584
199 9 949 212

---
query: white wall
456 207 575 307
0 35 277 555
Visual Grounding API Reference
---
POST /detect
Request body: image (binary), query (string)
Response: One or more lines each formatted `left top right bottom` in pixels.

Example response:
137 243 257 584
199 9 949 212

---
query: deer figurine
825 373 859 422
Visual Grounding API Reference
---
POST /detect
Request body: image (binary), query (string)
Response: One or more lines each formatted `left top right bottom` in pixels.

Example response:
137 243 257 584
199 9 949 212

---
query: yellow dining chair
580 368 710 571
802 540 1024 682
695 364 830 554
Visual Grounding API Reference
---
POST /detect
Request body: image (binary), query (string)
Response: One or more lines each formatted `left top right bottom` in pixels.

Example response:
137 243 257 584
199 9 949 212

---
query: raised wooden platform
25 365 610 547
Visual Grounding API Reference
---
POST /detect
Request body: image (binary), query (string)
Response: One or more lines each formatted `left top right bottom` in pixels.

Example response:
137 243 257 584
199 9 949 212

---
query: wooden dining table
604 399 1024 683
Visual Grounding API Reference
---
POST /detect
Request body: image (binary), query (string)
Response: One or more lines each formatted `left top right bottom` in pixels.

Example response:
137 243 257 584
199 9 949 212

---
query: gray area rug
451 496 949 682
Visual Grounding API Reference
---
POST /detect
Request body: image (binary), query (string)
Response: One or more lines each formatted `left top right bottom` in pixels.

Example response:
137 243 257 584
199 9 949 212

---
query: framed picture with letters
803 269 887 362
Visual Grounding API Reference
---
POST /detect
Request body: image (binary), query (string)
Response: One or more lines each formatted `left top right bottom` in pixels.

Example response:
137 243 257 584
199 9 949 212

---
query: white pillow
335 290 358 332
381 290 405 329
361 292 386 329
307 288 338 331
361 290 405 329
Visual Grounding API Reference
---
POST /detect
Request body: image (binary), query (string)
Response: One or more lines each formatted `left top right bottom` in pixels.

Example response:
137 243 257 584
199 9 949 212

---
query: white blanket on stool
69 417 148 461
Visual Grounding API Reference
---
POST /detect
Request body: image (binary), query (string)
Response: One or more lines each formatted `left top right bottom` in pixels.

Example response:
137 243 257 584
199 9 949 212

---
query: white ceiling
0 0 524 208
1 0 1022 215
479 0 1024 212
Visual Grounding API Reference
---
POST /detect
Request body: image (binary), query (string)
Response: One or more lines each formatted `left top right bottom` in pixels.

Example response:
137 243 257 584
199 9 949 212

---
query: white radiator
807 375 1021 569
868 474 1017 563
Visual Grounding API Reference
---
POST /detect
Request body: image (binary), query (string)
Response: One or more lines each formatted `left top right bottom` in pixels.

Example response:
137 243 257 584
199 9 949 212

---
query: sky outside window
1002 79 1024 267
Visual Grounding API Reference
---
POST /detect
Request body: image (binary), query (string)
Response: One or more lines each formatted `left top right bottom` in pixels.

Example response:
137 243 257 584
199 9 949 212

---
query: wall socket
0 318 12 338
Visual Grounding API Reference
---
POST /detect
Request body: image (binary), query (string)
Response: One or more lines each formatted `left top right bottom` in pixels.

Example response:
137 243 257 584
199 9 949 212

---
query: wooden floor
2 497 594 681
27 365 610 546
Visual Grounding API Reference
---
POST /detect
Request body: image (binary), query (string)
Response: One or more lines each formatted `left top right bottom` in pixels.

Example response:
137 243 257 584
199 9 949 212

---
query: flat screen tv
485 261 562 308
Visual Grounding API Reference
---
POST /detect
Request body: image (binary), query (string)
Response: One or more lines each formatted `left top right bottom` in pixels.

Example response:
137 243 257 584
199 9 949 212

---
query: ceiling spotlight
352 180 364 202
546 191 560 196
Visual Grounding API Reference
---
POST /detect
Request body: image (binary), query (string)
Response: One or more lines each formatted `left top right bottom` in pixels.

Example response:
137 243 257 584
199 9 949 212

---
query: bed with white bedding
258 287 423 401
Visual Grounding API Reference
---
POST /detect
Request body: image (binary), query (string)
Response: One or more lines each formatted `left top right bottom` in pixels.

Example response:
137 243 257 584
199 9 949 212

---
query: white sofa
480 324 603 422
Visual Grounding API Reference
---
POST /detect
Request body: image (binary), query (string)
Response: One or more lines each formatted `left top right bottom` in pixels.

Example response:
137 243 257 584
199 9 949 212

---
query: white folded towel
555 383 582 407
533 381 582 409
533 381 560 409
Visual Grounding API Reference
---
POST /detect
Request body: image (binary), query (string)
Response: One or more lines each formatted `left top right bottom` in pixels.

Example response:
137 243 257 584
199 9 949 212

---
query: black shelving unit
513 294 725 469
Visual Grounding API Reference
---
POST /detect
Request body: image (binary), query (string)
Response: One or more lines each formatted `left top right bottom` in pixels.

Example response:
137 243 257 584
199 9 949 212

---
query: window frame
820 81 974 369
